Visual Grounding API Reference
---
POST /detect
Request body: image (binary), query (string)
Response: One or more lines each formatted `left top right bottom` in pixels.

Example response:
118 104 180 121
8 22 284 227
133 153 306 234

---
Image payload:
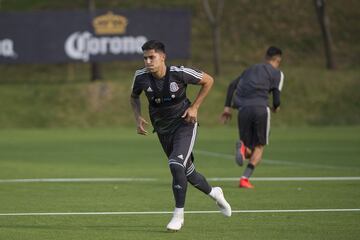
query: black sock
187 169 212 194
169 163 188 208
242 163 255 179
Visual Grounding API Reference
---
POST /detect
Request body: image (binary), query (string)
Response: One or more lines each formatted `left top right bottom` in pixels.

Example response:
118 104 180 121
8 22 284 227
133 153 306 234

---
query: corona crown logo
92 11 128 35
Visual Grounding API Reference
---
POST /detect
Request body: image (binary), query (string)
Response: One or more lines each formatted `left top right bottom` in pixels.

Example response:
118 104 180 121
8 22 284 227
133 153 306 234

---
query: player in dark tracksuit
130 40 231 231
220 46 284 189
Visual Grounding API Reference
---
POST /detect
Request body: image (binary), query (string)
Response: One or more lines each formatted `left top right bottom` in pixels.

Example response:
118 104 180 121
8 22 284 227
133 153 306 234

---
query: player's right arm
130 72 149 135
130 96 148 135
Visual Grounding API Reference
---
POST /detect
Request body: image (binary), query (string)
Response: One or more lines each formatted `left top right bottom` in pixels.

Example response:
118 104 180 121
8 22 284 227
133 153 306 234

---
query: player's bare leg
245 146 252 159
249 145 264 166
240 145 264 188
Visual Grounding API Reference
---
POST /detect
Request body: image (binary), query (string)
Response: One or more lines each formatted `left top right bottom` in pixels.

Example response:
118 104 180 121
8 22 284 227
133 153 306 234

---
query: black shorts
237 106 270 149
157 121 197 171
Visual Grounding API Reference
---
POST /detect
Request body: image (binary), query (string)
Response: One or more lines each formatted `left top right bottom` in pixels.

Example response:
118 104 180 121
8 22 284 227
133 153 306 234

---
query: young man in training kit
220 46 284 189
130 40 231 231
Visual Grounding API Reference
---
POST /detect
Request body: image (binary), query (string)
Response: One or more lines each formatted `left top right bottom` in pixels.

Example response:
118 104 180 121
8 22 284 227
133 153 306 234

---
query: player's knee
169 161 185 176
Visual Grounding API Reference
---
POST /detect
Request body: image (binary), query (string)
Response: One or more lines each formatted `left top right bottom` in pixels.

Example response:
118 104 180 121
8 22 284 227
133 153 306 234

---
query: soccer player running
130 40 231 231
220 46 284 189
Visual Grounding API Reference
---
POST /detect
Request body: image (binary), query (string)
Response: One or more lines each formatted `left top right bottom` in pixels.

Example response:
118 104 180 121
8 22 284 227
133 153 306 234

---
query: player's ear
161 52 166 61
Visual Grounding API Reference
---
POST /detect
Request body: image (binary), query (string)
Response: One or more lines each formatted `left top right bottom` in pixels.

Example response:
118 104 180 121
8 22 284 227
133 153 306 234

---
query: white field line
194 149 341 169
0 176 360 183
208 177 360 181
0 209 359 216
0 178 157 183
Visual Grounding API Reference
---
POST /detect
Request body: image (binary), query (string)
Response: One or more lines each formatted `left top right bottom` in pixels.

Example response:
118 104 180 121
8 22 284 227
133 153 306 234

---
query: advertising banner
0 9 190 63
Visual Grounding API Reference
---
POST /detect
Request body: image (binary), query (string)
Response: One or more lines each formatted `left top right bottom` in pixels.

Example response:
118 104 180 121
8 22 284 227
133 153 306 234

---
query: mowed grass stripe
194 150 353 169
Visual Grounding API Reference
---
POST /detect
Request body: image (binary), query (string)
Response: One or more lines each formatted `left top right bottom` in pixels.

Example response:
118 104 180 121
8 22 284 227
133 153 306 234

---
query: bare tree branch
202 0 224 76
203 0 215 24
314 0 336 70
216 0 224 24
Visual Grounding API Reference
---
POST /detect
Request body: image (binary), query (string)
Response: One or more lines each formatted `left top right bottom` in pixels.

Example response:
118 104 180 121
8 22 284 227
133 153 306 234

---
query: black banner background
0 9 190 64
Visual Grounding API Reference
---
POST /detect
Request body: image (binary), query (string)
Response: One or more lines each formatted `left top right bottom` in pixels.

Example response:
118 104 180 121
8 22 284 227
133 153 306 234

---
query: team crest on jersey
170 82 179 92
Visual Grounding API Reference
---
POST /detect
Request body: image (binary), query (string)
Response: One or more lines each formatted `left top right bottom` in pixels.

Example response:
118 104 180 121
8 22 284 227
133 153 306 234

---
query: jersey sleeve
271 70 284 91
270 70 283 109
224 74 242 107
272 88 281 109
131 71 143 98
181 66 203 84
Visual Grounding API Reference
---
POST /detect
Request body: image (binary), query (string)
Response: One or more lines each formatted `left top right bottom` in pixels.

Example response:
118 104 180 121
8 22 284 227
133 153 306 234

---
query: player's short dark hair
266 46 282 58
141 40 166 53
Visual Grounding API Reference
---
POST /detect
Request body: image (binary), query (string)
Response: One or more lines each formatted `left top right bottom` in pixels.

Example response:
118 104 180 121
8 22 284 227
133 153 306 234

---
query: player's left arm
182 72 214 123
272 89 281 113
271 70 284 113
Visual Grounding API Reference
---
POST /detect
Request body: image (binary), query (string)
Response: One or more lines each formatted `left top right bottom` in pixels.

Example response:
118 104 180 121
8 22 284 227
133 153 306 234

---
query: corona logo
92 11 128 35
64 31 147 61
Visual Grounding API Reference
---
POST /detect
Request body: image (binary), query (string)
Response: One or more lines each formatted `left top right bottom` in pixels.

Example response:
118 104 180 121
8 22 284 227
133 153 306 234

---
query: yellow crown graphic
92 11 128 35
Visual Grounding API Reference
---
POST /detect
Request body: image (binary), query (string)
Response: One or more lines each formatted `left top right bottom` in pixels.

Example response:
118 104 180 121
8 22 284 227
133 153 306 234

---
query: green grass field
0 126 359 239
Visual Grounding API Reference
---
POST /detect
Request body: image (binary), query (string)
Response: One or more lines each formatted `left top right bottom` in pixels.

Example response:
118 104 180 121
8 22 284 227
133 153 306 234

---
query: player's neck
266 60 278 69
151 64 167 79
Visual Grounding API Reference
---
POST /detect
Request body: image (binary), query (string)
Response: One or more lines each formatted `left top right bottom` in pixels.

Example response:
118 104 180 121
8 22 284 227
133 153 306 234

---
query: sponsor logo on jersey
170 82 179 92
0 39 17 58
146 86 153 92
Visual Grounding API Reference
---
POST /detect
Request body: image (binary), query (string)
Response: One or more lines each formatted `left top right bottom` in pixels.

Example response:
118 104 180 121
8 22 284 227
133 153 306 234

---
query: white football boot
209 187 232 217
166 208 184 231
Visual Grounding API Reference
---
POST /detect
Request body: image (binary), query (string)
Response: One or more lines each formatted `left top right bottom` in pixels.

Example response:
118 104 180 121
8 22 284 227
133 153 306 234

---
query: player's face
143 49 165 73
272 56 282 69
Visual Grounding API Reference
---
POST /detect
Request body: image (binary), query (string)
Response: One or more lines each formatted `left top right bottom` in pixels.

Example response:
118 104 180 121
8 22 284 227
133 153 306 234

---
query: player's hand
271 107 280 113
182 106 198 124
136 117 149 135
220 107 232 124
